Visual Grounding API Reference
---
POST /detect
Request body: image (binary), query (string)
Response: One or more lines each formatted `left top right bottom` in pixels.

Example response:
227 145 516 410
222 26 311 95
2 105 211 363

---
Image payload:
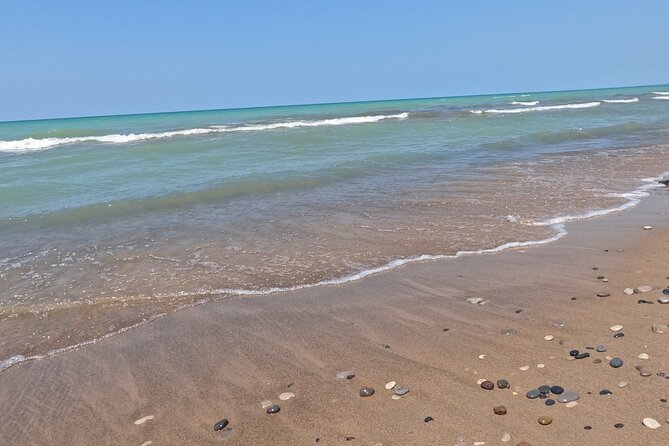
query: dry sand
1 187 669 445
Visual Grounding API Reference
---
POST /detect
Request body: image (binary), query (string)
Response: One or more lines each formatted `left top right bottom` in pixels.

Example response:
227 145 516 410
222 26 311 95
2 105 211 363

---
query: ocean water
2 85 669 371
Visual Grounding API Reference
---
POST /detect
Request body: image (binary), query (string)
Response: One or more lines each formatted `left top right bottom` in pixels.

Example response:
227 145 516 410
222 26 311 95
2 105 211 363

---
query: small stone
597 292 610 297
336 371 356 379
497 379 510 389
663 288 669 295
538 416 553 426
658 298 669 304
480 381 494 390
526 389 541 399
501 432 511 442
643 226 653 230
134 415 155 425
261 400 274 409
610 358 624 368
643 418 661 429
637 285 653 293
575 352 590 360
552 320 567 327
569 350 580 357
494 406 507 415
584 425 592 430
391 395 401 400
623 288 635 295
639 353 650 360
501 328 517 335
565 401 578 408
550 386 564 395
519 365 530 371
652 323 669 334
467 297 484 304
602 279 609 282
266 405 281 414
614 423 624 429
424 416 433 423
595 345 607 352
618 381 628 388
385 381 396 390
610 324 623 332
638 299 652 304
545 399 555 406
599 389 612 396
214 419 229 431
544 335 554 341
359 387 375 397
639 369 652 377
537 363 545 368
538 385 550 394
279 392 295 401
613 332 625 338
593 359 602 364
557 391 579 403
394 386 410 396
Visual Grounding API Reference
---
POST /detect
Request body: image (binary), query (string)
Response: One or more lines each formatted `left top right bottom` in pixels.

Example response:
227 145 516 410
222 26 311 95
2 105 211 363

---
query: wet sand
1 187 669 445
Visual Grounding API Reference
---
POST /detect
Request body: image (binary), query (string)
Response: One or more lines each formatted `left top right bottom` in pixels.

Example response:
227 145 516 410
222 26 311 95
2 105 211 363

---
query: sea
2 85 669 371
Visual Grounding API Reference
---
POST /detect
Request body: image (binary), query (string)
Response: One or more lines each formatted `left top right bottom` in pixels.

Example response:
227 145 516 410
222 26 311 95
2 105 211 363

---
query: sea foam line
0 113 409 154
2 171 667 374
652 91 669 95
601 97 639 103
471 101 601 114
652 96 669 100
510 101 539 106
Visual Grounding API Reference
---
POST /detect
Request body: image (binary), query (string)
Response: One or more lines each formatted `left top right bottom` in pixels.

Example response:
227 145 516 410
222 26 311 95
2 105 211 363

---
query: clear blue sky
1 0 668 121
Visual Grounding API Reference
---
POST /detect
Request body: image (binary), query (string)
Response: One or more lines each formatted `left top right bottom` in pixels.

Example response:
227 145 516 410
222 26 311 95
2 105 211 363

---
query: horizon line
2 81 668 125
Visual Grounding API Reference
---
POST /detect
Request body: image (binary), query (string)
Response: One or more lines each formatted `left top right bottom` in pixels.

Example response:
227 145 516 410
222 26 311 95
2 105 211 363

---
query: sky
1 0 668 121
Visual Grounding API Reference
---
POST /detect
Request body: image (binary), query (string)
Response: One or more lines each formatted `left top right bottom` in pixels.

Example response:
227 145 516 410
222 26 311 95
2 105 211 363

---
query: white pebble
519 365 530 371
476 378 487 385
141 442 153 446
623 288 634 295
260 400 274 409
501 432 511 442
643 417 661 429
391 395 401 400
610 324 623 332
467 297 484 304
544 335 554 341
644 226 653 230
385 381 396 390
478 354 486 359
618 381 629 388
537 364 545 368
134 415 154 425
565 401 578 408
638 353 650 360
637 285 653 293
474 442 486 446
279 392 295 401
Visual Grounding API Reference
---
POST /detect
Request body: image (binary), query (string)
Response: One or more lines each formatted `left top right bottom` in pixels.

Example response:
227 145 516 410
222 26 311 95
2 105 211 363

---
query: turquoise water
1 84 669 368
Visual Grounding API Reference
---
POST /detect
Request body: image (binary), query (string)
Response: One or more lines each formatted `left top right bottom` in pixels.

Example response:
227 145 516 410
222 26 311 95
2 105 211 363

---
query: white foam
471 102 601 114
510 101 539 106
602 97 639 103
0 113 409 154
652 91 669 95
2 171 667 374
652 96 669 100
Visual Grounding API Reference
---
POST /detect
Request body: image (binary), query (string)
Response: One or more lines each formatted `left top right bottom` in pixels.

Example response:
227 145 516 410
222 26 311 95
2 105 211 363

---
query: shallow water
1 85 669 369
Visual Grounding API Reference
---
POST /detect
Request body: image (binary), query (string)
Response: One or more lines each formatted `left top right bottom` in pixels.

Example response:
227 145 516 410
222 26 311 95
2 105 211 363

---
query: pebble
424 416 433 423
614 423 624 429
519 365 530 371
134 415 155 425
638 299 653 304
494 406 507 415
613 332 625 338
261 400 274 409
610 358 624 368
538 385 550 394
501 432 511 442
658 298 669 304
557 391 579 403
595 345 607 352
599 389 612 396
643 226 653 230
639 369 652 377
639 353 650 360
610 324 623 332
467 297 484 304
497 379 510 389
593 359 602 364
213 419 229 431
359 387 375 397
336 371 356 379
618 381 629 388
394 386 410 396
623 288 635 295
537 363 545 368
545 399 555 406
538 416 553 426
501 328 517 335
584 426 592 430
517 443 532 446
279 392 295 401
391 395 401 400
569 350 580 357
385 381 396 390
597 292 610 297
664 288 669 295
552 320 567 327
544 335 554 341
565 401 578 408
550 386 564 395
637 285 653 293
477 378 487 385
526 389 541 399
643 418 661 429
266 405 281 414
652 323 669 334
575 353 590 360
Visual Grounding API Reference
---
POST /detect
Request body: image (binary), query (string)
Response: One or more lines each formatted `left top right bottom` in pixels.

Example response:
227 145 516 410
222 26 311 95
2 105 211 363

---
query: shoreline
1 178 668 444
2 171 667 375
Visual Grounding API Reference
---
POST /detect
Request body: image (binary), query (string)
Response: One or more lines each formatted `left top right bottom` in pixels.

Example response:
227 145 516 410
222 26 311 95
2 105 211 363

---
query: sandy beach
2 185 669 445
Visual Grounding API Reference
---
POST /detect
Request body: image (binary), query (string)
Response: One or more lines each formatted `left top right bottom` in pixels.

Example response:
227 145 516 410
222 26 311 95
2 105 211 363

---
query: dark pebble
593 359 602 364
597 276 605 279
614 423 624 429
597 292 611 297
576 352 590 360
663 288 669 295
550 386 564 395
442 328 450 332
384 345 391 349
497 379 510 389
515 309 523 313
638 299 653 304
584 425 592 430
480 381 495 390
595 345 607 352
526 389 541 399
610 358 624 368
214 419 229 431
493 406 507 415
345 436 355 441
359 387 375 397
613 332 625 338
571 297 577 300
569 350 580 357
545 399 555 406
538 385 550 394
539 394 548 399
266 405 281 414
599 389 612 396
424 416 434 423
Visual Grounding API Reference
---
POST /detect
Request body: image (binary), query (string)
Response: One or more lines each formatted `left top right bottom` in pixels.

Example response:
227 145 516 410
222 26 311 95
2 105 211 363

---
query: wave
652 96 669 100
3 170 667 374
0 113 409 154
470 101 601 114
652 91 669 95
601 97 639 103
510 101 539 106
